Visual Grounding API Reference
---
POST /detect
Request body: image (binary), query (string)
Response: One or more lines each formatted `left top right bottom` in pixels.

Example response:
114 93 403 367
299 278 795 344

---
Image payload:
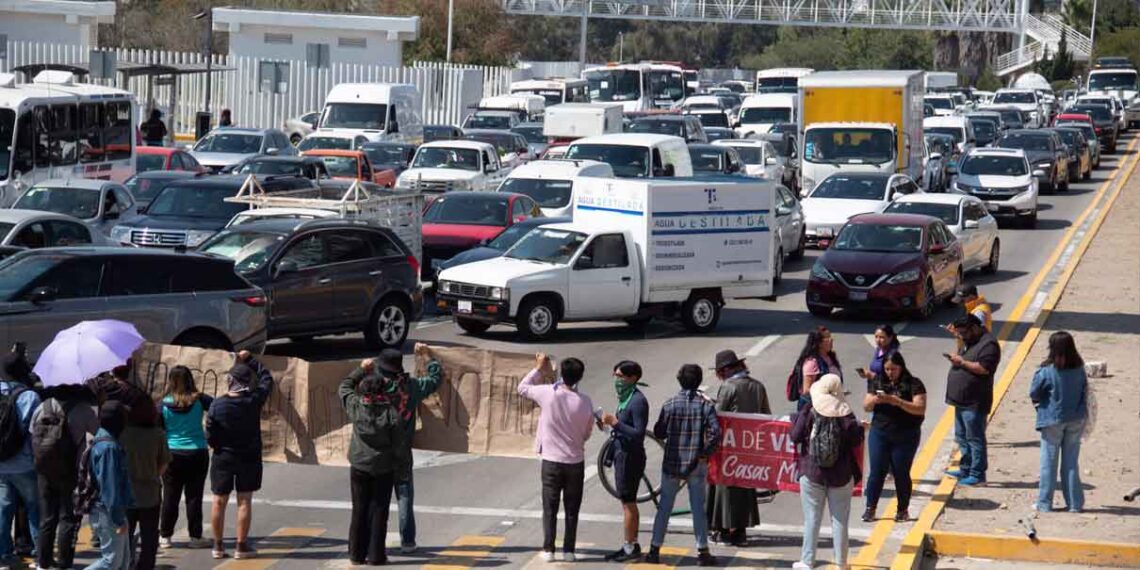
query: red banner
707 412 862 495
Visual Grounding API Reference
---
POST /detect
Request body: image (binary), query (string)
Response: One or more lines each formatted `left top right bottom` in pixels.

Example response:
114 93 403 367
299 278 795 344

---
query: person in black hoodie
205 351 273 561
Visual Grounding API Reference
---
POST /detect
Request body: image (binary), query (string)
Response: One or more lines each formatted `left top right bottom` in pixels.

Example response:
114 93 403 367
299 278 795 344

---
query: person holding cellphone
861 353 926 522
859 325 900 381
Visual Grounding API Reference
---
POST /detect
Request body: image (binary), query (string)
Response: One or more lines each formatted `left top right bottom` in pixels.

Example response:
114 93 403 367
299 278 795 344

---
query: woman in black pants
158 366 213 549
861 352 927 522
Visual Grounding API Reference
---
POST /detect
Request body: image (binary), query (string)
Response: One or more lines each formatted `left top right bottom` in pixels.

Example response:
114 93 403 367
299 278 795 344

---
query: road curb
926 530 1140 567
880 138 1140 570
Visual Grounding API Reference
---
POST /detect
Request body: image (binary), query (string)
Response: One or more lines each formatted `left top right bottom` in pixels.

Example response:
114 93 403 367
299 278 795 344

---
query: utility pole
618 32 624 62
193 7 213 113
1090 0 1099 52
446 0 455 63
578 4 588 67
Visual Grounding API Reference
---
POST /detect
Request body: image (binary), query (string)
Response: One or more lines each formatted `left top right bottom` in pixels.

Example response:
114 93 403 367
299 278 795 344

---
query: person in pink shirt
518 353 597 563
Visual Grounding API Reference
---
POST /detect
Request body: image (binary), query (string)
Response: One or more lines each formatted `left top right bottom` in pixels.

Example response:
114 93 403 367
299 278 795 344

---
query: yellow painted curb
884 138 1140 570
174 132 196 142
927 530 1140 567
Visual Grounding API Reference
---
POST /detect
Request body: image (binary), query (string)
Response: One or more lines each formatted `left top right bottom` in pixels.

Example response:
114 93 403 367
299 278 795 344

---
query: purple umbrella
32 320 146 386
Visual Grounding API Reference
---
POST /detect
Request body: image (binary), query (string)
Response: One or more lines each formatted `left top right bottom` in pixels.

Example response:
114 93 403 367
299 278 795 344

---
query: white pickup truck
395 140 511 193
436 176 777 339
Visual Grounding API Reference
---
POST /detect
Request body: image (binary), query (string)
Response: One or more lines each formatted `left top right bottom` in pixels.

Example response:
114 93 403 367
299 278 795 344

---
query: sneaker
540 551 555 562
562 552 576 562
644 546 661 564
604 546 626 561
945 469 964 479
861 507 875 523
606 544 642 562
895 509 910 522
212 541 226 559
187 537 213 549
159 536 173 549
234 542 258 559
792 563 813 570
696 548 716 567
399 543 417 554
959 475 985 486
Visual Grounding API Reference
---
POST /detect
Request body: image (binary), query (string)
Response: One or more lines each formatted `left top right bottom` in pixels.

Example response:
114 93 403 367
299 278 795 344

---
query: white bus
755 68 814 94
509 78 588 107
582 63 686 112
0 71 137 206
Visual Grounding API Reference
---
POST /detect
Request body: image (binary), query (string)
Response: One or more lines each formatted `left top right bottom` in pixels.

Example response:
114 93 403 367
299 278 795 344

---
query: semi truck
797 70 925 196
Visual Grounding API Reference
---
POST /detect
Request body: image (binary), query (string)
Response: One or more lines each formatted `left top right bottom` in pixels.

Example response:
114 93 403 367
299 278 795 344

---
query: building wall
226 24 402 66
0 13 97 46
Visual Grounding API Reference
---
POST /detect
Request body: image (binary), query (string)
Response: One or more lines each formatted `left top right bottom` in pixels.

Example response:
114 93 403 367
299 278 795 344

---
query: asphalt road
76 135 1136 569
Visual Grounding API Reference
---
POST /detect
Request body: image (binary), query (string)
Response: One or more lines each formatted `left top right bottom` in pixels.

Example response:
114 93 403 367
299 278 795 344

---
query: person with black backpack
789 374 863 570
0 359 42 569
31 384 99 570
787 327 843 410
339 349 422 566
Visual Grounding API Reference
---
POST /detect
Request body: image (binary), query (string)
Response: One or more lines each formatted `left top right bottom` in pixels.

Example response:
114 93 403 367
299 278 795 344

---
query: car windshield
125 176 184 203
998 133 1051 151
926 127 964 145
0 109 13 180
994 92 1035 104
0 223 13 240
321 103 387 130
646 70 685 102
705 129 735 142
739 107 791 124
961 154 1029 176
411 147 481 171
809 175 889 200
513 126 545 145
629 119 684 138
0 254 65 301
969 119 997 141
506 227 588 264
1071 106 1112 121
564 144 650 178
235 161 305 177
512 89 563 106
424 195 508 226
804 128 894 164
465 133 516 155
147 186 246 220
363 145 409 166
486 222 539 251
199 230 282 273
318 156 360 177
499 178 573 208
1057 122 1096 140
925 136 952 155
693 113 728 128
586 69 642 102
193 133 262 154
833 224 924 253
926 98 954 110
729 146 763 164
14 187 100 219
997 109 1024 127
1054 130 1081 147
137 153 167 172
423 126 457 142
464 114 512 130
297 137 354 151
884 201 960 225
690 149 726 172
756 77 798 94
1088 72 1137 91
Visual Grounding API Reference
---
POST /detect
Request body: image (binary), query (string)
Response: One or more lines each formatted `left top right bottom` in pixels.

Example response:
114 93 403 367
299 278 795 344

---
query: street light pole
1090 0 1099 52
193 8 213 113
618 32 624 62
578 5 588 67
446 0 455 63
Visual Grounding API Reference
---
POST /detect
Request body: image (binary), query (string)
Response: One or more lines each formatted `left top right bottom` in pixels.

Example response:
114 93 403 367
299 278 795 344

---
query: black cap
952 284 979 303
953 314 984 329
226 363 255 391
377 349 404 374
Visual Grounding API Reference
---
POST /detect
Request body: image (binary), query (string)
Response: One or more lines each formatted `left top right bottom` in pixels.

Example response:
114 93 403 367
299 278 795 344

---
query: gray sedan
190 127 299 173
0 209 119 248
11 179 138 237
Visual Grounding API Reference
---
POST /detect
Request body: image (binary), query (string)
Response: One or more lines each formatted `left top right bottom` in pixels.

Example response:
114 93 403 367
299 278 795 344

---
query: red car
136 146 206 173
806 213 963 319
1052 113 1095 130
422 192 542 278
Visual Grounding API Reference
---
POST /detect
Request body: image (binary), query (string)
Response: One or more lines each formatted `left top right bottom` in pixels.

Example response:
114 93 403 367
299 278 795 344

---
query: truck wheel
681 292 721 333
773 249 784 286
807 303 832 317
455 317 490 335
517 297 559 340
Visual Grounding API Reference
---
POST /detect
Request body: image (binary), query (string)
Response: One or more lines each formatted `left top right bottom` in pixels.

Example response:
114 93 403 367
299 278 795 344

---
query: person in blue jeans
944 315 1001 486
1030 331 1088 513
861 352 927 523
389 343 443 554
85 401 135 570
0 369 41 568
644 364 719 567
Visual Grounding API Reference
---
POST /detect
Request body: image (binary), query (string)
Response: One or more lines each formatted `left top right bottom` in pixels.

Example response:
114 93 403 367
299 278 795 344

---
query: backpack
75 435 114 515
353 398 406 454
32 399 78 481
808 411 842 469
0 384 28 461
786 356 835 402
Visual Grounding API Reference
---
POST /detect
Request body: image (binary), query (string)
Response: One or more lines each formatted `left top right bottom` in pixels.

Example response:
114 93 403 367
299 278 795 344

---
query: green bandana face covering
615 378 638 412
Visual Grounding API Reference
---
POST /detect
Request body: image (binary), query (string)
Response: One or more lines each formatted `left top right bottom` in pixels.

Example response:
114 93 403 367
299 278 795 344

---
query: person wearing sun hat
790 374 863 570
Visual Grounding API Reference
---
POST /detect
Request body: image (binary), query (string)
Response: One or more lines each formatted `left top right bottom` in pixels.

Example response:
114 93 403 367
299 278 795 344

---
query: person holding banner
790 374 863 570
861 352 926 523
706 349 770 547
601 360 649 562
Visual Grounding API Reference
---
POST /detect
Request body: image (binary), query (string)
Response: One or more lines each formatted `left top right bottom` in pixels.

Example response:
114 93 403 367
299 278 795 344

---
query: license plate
817 227 834 238
849 291 869 301
457 300 472 314
986 203 1000 212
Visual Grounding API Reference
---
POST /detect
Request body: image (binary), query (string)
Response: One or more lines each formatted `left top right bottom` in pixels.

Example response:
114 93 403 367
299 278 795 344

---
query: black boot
861 505 876 523
644 545 661 564
697 548 717 567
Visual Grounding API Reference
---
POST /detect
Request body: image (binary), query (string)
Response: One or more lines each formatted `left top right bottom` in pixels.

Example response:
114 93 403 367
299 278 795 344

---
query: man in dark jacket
385 343 441 554
944 314 1001 486
206 352 273 560
87 361 158 427
601 360 649 562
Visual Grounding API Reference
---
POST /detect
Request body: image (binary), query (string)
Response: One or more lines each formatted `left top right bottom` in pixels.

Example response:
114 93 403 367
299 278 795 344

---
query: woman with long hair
795 326 843 410
861 352 926 522
860 324 901 381
158 366 213 549
1030 331 1088 513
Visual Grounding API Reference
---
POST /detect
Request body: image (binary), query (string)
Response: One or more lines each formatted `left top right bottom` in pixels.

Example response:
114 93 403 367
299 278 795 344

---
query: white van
924 115 976 156
564 134 693 178
497 160 613 218
737 93 796 137
510 78 588 106
319 83 422 143
476 94 546 122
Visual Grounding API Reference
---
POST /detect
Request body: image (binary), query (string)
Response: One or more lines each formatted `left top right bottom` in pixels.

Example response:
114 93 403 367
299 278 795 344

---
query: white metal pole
1090 0 1098 51
619 32 624 61
579 4 588 67
446 0 455 63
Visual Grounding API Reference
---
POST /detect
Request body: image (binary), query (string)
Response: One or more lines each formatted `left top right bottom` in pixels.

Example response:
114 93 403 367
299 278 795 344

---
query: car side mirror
29 286 56 305
484 163 495 173
515 215 528 223
574 255 594 270
930 152 942 161
964 220 980 229
776 205 792 216
663 164 676 177
1032 169 1046 177
275 260 299 276
266 147 280 156
929 243 945 254
765 157 778 166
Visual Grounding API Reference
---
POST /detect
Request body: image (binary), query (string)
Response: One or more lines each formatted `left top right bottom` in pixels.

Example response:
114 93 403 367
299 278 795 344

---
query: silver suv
0 248 268 359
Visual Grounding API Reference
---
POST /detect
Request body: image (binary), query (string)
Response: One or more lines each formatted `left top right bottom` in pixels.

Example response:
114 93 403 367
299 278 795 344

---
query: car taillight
406 255 421 276
1095 127 1103 133
231 294 267 307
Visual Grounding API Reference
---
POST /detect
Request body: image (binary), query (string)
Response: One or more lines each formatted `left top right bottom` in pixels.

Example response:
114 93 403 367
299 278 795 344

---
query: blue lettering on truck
651 209 770 236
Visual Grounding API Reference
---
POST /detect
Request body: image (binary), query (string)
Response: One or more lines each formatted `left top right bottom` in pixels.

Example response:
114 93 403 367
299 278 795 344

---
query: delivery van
564 134 693 178
497 159 614 218
436 176 777 339
798 70 924 195
737 93 797 137
318 83 423 143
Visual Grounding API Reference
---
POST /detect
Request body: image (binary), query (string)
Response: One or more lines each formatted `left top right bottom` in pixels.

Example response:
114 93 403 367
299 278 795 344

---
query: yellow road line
887 140 1140 570
214 527 325 570
927 530 1140 567
850 137 1140 570
423 534 506 569
625 545 689 569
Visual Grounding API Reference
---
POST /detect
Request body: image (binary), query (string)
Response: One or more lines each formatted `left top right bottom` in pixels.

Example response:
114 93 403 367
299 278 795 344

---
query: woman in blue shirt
859 324 900 382
1029 331 1088 513
157 366 213 549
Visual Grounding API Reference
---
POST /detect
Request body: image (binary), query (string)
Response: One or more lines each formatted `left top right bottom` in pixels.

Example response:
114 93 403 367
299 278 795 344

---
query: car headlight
886 268 921 285
954 181 978 192
110 225 132 243
490 287 509 301
1015 184 1034 196
1035 161 1052 169
396 177 411 189
185 230 216 248
810 261 835 282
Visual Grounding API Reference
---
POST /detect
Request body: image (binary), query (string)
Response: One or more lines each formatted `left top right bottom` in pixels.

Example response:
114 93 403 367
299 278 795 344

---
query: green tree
1093 27 1140 65
1050 30 1074 81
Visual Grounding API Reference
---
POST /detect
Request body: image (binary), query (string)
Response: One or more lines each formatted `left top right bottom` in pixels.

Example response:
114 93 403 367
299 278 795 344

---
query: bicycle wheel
596 435 667 504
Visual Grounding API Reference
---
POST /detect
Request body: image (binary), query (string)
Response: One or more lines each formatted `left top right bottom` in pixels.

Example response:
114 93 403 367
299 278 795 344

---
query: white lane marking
745 334 781 357
416 319 450 330
411 449 482 469
583 464 599 483
251 499 870 539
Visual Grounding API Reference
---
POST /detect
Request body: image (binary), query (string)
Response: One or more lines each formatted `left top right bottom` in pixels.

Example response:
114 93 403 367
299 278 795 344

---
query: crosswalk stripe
423 534 506 569
723 550 781 568
214 526 325 570
625 545 688 569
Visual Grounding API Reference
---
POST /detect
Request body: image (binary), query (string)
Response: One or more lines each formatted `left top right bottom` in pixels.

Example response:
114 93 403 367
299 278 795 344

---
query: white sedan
801 172 923 247
884 193 1000 274
712 139 784 181
0 209 120 248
